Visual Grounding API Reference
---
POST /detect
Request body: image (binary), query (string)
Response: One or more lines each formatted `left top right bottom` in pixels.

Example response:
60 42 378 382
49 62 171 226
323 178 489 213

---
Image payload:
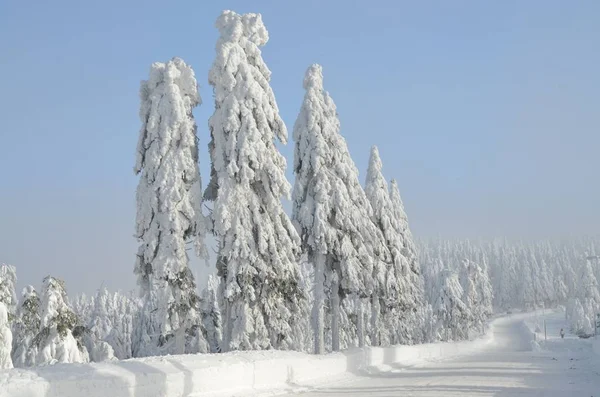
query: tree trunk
174 324 186 355
370 296 380 346
357 297 365 348
331 271 340 352
313 252 326 354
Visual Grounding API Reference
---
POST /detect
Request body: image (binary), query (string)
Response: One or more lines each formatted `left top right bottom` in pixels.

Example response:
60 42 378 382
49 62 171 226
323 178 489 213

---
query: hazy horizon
1 0 599 295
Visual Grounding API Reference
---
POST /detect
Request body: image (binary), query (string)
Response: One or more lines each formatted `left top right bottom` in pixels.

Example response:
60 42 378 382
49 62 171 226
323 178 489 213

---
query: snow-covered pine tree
0 264 17 368
364 146 401 346
200 275 222 353
106 292 139 360
292 64 379 353
458 259 477 336
34 276 88 365
0 265 17 321
574 259 600 333
389 179 426 343
477 257 494 331
133 57 209 357
433 268 468 341
89 287 113 341
12 286 40 367
205 10 308 352
0 303 12 369
72 293 94 328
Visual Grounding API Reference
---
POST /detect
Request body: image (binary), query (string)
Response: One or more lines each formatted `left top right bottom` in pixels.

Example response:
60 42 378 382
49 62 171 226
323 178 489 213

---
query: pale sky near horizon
1 0 599 296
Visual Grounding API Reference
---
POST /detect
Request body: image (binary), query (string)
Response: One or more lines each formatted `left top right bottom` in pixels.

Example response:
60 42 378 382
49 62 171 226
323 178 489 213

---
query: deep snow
290 310 600 396
2 311 598 397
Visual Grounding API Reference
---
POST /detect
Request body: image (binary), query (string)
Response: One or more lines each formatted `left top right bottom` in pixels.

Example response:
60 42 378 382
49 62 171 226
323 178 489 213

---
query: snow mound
0 319 500 397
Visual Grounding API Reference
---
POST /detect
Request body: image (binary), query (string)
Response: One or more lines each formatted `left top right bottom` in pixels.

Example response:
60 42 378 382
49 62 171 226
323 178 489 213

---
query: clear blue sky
1 0 598 295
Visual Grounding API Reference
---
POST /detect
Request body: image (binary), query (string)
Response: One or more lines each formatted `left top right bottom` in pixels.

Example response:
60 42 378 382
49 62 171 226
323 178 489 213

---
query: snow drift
0 321 497 397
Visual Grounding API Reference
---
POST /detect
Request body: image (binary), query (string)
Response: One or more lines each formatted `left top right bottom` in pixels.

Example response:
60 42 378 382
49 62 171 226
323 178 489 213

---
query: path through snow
286 312 600 396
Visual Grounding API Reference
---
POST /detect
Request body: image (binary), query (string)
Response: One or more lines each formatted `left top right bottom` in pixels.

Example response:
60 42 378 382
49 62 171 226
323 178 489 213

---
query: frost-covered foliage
0 303 12 369
72 293 94 327
458 259 492 337
0 264 16 369
433 268 467 341
34 276 88 365
364 147 407 346
206 10 308 352
106 292 139 360
12 286 40 367
389 179 425 341
134 57 208 357
571 259 600 334
0 264 17 321
200 275 222 353
420 237 600 341
292 64 380 353
567 298 592 335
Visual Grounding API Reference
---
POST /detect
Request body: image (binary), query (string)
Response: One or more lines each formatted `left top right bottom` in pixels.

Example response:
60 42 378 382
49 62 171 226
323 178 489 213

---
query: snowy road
287 314 600 396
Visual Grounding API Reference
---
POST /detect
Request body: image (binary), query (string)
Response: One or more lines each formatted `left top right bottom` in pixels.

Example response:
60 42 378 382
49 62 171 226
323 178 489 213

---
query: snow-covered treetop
365 146 390 233
216 10 268 47
206 10 289 197
134 56 207 261
135 57 200 174
0 264 17 317
303 64 324 91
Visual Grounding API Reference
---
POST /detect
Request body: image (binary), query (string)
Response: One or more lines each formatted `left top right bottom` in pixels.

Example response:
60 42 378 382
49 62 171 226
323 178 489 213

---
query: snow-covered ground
290 310 600 397
2 311 598 397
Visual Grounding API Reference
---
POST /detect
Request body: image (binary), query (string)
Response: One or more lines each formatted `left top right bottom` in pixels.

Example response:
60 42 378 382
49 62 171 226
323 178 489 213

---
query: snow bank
0 323 497 397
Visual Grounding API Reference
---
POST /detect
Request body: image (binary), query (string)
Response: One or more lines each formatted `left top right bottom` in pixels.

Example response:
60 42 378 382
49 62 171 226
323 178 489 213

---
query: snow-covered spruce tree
106 292 139 359
0 265 17 321
389 179 426 343
133 57 209 357
205 10 308 351
458 258 492 337
89 287 113 341
0 264 17 368
200 275 222 353
433 268 468 342
72 293 94 327
572 259 600 334
12 286 40 367
292 64 379 353
0 303 12 369
34 276 88 365
364 146 403 346
477 257 494 330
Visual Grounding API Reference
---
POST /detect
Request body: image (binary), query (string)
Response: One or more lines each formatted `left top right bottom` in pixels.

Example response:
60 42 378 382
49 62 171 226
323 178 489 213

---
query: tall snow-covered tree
364 146 402 346
133 57 209 357
205 10 308 352
0 303 12 369
0 264 17 369
389 179 426 343
0 264 17 322
34 276 88 365
12 286 40 367
292 64 379 353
